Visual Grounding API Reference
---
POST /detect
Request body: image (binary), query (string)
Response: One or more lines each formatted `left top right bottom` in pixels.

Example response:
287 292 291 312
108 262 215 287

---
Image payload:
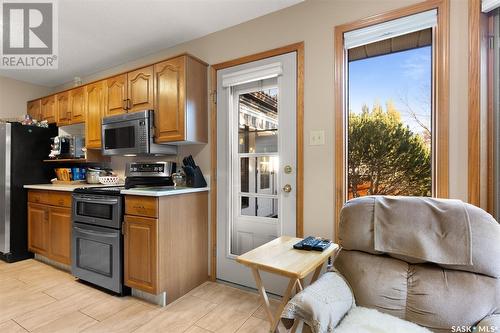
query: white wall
52 0 470 239
0 76 52 120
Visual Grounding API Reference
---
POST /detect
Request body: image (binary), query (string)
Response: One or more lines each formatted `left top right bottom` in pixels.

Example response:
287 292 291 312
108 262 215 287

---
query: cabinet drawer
28 190 49 204
125 196 158 218
47 192 72 208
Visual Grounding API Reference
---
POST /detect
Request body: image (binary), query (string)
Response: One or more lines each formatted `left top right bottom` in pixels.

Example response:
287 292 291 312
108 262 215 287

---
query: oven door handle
74 198 120 205
74 226 119 238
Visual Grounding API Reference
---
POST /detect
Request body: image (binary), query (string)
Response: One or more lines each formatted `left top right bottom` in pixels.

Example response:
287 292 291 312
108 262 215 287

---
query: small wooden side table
236 236 340 333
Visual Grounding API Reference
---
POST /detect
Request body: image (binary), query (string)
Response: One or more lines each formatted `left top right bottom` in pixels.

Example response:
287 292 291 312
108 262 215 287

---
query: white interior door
216 52 297 295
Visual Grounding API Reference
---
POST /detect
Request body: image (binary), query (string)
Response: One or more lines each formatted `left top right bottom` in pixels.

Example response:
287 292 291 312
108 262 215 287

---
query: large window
334 1 449 237
347 31 433 198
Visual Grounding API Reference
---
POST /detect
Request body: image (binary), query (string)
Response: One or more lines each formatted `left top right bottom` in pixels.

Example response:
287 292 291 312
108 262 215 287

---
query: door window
231 83 279 256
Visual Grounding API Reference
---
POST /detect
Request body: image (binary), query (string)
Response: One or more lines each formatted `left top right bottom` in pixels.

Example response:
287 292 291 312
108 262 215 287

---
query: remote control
312 239 332 251
293 236 321 250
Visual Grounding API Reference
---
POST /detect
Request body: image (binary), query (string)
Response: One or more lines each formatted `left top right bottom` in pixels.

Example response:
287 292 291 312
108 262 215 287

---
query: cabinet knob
282 184 292 193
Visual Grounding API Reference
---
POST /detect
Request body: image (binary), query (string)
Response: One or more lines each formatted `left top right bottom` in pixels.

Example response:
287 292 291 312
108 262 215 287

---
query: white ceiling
0 0 303 87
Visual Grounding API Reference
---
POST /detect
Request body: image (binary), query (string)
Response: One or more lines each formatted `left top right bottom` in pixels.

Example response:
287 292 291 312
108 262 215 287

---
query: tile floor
0 259 282 333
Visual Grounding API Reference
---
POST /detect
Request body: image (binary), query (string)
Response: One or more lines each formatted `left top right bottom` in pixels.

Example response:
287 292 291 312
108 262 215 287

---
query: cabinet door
127 66 154 112
154 57 185 142
70 86 86 123
124 215 158 293
41 95 56 123
28 203 49 255
27 99 42 120
56 91 71 126
106 74 127 116
48 207 71 265
85 81 105 149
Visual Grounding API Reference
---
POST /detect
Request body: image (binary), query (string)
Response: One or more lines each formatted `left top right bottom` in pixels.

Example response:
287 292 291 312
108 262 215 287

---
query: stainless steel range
71 161 177 294
71 186 126 294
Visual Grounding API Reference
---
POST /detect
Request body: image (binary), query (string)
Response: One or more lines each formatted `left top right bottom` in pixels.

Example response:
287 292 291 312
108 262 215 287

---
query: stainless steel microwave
101 110 177 156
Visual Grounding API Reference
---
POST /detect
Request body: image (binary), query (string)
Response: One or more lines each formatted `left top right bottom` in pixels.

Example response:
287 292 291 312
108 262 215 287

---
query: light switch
309 130 325 146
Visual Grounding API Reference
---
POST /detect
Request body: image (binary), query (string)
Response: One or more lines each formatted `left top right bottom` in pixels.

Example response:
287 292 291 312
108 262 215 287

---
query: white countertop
121 186 209 197
23 183 122 192
24 183 209 196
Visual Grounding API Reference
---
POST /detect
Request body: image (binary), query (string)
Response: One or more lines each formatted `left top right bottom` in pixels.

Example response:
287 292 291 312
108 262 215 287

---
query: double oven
71 187 126 294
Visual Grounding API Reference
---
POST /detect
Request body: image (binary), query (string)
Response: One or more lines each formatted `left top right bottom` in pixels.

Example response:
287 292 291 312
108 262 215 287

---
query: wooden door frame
469 0 496 213
210 42 305 281
334 0 450 241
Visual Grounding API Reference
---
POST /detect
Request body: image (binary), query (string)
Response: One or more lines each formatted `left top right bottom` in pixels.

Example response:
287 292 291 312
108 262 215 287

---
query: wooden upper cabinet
154 57 185 143
70 87 86 124
56 91 71 126
85 81 105 149
154 55 207 143
41 95 56 123
106 74 128 116
127 66 154 112
27 99 42 121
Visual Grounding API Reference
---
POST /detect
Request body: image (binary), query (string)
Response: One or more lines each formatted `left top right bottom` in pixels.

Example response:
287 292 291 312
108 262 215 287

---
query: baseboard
34 254 71 272
132 288 167 307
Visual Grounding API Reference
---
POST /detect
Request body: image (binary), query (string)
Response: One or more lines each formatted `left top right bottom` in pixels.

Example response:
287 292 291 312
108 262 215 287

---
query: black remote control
312 239 332 251
293 236 321 250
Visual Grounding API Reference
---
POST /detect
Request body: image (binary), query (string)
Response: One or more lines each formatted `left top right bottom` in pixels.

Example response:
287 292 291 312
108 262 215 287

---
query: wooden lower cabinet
27 191 72 265
48 207 72 265
124 215 158 294
28 203 49 256
124 192 208 302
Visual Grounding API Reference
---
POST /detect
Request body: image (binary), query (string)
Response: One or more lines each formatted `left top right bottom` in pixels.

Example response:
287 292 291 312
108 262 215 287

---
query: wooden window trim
334 0 450 241
469 0 482 208
210 42 305 281
470 0 495 213
487 14 495 214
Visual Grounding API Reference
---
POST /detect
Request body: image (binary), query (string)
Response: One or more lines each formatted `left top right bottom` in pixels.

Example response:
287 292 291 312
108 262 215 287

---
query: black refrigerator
0 122 57 262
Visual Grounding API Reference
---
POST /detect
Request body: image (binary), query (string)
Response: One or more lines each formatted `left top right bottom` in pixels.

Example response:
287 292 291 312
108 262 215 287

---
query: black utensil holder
183 165 207 188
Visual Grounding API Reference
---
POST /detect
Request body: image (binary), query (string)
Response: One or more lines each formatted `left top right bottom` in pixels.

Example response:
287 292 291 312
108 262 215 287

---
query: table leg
297 279 304 292
250 267 298 333
251 268 275 325
311 263 323 283
270 277 297 332
290 319 301 333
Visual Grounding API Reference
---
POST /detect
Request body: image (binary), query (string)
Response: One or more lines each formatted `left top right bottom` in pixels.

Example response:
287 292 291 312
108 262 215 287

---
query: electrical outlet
309 130 325 146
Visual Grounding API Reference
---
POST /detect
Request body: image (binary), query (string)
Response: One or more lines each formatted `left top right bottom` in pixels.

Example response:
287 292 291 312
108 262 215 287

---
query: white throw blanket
336 307 432 333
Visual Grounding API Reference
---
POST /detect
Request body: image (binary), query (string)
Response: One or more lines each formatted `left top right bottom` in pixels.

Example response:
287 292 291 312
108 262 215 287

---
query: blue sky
348 46 432 134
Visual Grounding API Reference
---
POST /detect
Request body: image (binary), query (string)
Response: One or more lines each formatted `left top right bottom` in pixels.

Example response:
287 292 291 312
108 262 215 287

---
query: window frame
334 0 450 241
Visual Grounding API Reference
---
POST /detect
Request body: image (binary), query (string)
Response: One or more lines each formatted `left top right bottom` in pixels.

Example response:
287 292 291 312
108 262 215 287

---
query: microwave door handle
74 226 118 238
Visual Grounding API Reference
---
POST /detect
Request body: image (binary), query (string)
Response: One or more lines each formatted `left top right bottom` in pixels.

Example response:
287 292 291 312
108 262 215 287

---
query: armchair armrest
476 314 500 332
281 271 355 333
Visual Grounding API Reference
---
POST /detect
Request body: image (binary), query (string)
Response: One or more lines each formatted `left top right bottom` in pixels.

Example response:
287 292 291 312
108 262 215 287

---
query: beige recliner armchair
284 196 500 333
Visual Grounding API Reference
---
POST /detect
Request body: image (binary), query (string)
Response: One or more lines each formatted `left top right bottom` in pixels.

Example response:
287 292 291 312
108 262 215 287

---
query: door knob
283 184 292 193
